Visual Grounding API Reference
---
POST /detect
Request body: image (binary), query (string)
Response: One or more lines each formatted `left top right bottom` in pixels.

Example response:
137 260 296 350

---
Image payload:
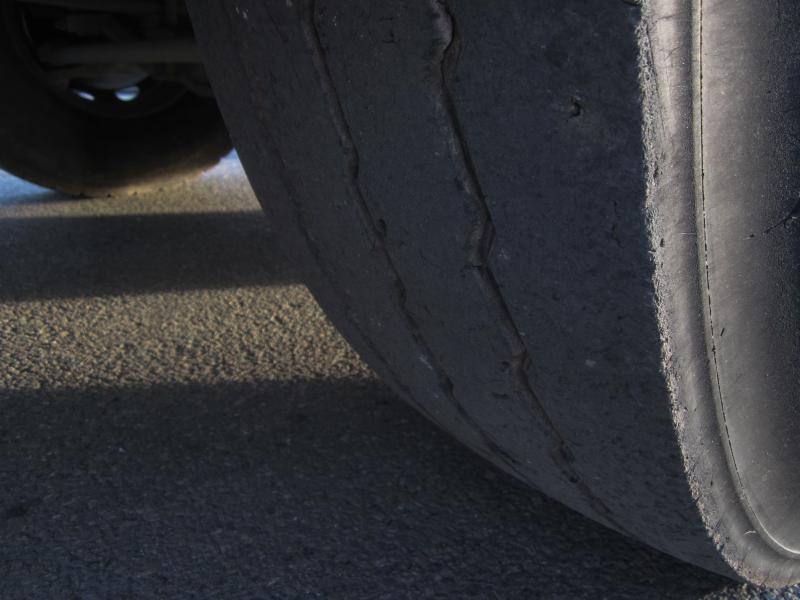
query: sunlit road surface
0 156 791 599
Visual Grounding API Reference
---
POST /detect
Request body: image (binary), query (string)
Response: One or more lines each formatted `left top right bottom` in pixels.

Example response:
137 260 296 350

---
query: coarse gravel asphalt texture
0 155 797 600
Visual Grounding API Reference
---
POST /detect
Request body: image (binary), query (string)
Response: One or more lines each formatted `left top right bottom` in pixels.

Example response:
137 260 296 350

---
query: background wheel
0 1 231 196
188 0 800 586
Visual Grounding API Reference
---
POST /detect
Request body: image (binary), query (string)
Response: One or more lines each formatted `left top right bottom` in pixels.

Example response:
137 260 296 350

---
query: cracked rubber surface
188 0 800 586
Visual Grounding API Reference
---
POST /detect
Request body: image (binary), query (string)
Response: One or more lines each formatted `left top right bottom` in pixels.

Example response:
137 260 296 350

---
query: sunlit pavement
0 157 792 599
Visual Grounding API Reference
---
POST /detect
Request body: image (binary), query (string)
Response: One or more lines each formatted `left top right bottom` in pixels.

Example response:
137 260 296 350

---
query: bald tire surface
188 0 800 586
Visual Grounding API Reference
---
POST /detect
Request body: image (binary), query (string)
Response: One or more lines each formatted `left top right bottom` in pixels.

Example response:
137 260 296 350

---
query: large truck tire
188 0 800 586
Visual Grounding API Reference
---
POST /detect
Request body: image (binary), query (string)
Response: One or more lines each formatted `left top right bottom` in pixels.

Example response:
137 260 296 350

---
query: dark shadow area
0 189 90 206
0 377 746 599
0 212 298 301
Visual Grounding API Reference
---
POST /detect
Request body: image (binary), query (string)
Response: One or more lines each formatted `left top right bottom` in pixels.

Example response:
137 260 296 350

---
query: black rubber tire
0 6 231 197
188 0 800 586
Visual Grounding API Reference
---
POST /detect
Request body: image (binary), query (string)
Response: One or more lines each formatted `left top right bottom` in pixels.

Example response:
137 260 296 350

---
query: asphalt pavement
0 156 796 599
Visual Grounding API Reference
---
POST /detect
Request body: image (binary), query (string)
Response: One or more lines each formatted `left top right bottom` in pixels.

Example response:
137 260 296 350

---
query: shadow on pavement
0 212 297 301
0 377 750 599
